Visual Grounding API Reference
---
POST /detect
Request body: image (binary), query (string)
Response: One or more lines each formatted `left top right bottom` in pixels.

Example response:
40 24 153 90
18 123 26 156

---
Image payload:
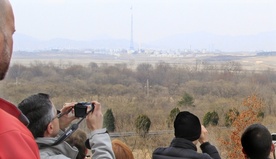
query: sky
10 0 276 43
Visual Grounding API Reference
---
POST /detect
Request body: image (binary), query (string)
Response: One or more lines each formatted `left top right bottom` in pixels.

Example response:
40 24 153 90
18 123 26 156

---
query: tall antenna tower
129 5 134 50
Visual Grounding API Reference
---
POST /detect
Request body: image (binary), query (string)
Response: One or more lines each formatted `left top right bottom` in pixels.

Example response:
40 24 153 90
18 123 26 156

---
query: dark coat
152 138 221 159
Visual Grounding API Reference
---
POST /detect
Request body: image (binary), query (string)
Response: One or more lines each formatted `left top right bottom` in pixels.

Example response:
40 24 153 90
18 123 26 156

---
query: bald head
0 0 12 25
0 0 15 80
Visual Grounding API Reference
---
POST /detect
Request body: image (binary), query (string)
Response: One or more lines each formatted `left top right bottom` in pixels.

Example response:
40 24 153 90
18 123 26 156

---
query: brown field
7 51 276 159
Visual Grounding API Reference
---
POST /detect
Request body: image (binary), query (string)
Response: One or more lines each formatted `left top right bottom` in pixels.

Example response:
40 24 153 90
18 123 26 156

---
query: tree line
1 60 276 158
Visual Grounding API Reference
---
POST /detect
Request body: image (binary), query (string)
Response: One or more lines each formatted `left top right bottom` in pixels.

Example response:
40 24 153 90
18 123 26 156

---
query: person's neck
192 140 199 145
43 132 52 137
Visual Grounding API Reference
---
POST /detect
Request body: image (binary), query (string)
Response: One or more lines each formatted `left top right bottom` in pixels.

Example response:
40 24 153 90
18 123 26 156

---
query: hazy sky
10 0 276 43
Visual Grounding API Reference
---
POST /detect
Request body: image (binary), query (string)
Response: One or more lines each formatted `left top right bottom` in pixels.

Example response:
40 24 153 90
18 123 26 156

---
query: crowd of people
0 0 275 159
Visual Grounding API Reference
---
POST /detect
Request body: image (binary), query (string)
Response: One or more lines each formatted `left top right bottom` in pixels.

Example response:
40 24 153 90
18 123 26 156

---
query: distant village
12 48 276 72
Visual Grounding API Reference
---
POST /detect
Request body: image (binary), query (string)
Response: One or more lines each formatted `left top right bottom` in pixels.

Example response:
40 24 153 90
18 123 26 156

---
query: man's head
174 111 201 141
18 93 60 138
241 123 273 159
0 0 15 80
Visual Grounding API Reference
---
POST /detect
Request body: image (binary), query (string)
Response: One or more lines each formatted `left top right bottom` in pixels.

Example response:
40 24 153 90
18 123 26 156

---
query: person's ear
45 122 54 136
271 143 275 152
85 148 88 155
242 148 248 159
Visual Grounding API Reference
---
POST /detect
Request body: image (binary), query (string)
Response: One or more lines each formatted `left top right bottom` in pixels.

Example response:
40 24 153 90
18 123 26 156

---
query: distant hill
13 31 276 52
13 34 131 51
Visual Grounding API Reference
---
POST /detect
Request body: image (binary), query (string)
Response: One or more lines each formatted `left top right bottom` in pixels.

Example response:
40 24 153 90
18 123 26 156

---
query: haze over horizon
10 0 276 51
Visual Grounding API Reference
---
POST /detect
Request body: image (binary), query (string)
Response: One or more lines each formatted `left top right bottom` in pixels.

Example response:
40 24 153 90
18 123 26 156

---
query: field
11 51 276 71
5 50 276 159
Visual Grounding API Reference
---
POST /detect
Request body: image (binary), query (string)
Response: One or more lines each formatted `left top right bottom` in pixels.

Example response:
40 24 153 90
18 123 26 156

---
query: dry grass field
7 51 276 159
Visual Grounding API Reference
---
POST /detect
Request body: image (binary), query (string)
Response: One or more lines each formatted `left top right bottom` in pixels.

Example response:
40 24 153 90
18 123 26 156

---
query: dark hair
241 123 272 159
18 93 54 138
66 129 87 159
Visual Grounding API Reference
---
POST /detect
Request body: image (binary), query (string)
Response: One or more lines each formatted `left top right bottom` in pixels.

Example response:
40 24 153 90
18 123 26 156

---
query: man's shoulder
0 98 30 125
0 109 40 158
0 108 35 142
37 139 79 159
0 108 28 132
153 146 204 159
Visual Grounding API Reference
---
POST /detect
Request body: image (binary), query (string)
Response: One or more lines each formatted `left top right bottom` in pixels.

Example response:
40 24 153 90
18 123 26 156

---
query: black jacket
152 138 221 159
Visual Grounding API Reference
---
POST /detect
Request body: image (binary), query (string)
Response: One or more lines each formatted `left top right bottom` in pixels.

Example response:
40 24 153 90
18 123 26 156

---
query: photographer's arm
199 125 221 159
86 101 115 159
59 102 76 131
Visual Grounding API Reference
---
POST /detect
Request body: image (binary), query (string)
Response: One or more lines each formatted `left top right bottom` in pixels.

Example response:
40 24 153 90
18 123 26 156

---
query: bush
203 111 219 126
135 114 151 138
178 92 194 107
103 109 115 132
220 94 264 159
224 108 239 127
167 107 180 128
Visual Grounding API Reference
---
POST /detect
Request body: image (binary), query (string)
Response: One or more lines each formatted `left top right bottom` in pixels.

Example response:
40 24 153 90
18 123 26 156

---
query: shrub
224 108 239 127
167 107 180 128
220 94 264 159
203 111 219 127
178 92 194 107
103 109 115 132
135 114 151 138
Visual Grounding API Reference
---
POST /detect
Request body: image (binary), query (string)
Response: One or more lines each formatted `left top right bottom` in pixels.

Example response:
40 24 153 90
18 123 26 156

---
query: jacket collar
170 137 197 151
0 98 29 126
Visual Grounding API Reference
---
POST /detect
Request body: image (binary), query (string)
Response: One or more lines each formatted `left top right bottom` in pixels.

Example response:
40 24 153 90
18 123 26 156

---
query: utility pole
146 79 149 97
129 5 134 51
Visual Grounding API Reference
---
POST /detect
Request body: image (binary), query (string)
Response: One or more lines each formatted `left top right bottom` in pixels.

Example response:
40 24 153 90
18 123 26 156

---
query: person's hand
86 101 103 131
59 102 77 130
199 125 209 144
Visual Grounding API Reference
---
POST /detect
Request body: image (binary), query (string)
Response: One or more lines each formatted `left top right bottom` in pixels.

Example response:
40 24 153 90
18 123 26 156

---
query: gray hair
18 93 55 138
